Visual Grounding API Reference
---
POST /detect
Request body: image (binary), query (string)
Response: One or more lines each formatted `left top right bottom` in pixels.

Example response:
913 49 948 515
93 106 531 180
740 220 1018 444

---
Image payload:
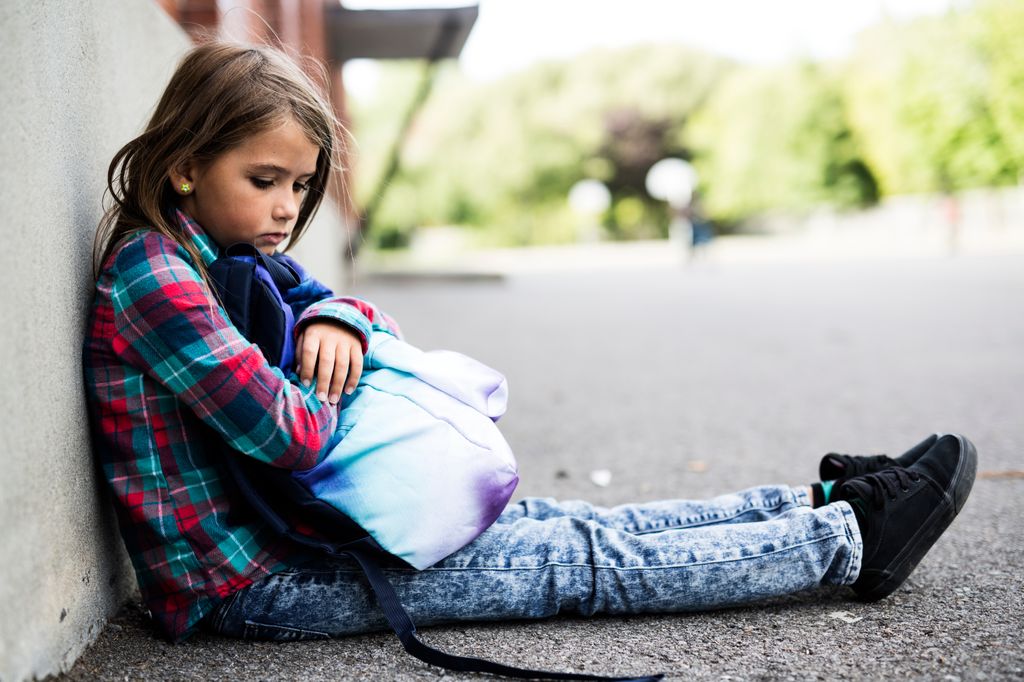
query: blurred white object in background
647 158 698 249
568 179 612 243
646 158 697 209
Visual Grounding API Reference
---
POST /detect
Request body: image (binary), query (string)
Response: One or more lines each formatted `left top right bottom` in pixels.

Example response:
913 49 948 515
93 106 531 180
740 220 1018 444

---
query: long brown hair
94 41 348 288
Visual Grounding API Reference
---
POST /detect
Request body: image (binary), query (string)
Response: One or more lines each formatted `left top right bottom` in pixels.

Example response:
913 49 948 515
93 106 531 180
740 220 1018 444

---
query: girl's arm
108 234 337 471
276 253 403 351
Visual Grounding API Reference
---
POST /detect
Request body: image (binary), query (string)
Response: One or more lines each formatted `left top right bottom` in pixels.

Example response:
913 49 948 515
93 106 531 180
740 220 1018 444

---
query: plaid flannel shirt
83 209 401 641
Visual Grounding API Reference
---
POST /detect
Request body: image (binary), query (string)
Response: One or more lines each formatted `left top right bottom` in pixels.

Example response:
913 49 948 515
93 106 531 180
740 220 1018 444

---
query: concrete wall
0 3 353 677
0 3 189 679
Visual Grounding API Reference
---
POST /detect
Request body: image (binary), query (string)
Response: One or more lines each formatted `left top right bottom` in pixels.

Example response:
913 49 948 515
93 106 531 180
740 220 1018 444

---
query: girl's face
173 117 320 255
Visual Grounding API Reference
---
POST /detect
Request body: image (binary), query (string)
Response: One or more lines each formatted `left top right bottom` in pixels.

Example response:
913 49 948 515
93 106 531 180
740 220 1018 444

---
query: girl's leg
494 485 811 532
206 496 860 640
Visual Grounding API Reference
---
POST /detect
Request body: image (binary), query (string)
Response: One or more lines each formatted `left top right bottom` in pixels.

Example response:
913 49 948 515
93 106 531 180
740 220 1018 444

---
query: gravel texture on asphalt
62 253 1024 681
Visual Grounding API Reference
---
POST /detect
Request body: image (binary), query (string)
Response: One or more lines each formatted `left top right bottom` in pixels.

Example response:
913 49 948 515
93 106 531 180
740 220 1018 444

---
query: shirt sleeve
108 234 337 471
275 254 403 353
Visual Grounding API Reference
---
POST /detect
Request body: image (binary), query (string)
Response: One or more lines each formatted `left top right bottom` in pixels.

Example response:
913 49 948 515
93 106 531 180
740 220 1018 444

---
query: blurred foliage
350 45 730 246
843 3 1019 195
349 0 1024 249
977 0 1024 171
686 61 878 222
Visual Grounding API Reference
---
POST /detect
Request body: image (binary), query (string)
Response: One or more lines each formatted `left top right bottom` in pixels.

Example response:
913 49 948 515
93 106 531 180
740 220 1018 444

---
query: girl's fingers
299 332 320 387
345 345 363 395
316 342 339 403
294 325 365 404
327 341 349 404
294 332 304 373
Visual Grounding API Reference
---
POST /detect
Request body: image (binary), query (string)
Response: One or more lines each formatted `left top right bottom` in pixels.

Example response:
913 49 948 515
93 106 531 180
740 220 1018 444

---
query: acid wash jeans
206 485 862 640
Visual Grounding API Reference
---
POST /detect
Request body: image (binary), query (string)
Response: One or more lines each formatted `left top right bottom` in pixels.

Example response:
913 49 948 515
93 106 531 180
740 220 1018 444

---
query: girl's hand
295 322 364 405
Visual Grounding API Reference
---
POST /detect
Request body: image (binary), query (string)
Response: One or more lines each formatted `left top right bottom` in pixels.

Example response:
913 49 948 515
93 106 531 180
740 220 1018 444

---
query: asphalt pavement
64 248 1024 680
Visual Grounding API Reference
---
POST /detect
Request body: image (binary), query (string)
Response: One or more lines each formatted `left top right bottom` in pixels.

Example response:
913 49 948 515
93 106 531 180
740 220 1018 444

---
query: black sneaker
819 433 941 481
835 433 977 601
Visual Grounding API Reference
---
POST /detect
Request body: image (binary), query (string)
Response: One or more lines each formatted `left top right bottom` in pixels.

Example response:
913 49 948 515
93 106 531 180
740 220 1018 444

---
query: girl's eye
294 182 311 193
251 178 274 189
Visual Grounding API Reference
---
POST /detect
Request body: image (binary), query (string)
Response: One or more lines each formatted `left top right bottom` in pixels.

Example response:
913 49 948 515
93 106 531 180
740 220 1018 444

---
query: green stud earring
180 182 192 193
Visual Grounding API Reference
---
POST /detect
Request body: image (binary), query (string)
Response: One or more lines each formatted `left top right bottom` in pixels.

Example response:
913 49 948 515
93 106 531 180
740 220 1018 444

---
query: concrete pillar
0 2 190 679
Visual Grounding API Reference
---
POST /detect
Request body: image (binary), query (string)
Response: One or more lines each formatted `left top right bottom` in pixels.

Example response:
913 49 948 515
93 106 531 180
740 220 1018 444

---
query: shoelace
825 453 898 477
841 467 922 511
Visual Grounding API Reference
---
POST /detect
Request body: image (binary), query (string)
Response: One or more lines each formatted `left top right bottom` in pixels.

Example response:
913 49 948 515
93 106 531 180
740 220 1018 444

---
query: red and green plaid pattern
83 210 400 640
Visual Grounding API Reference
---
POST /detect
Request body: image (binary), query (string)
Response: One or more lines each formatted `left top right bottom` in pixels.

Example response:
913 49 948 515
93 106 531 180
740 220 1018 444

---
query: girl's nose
273 191 299 221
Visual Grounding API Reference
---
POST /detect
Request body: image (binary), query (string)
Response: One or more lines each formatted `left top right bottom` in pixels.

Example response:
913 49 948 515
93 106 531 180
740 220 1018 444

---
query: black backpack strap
209 244 301 370
225 454 663 680
208 250 257 339
223 453 367 549
339 540 664 682
263 252 302 292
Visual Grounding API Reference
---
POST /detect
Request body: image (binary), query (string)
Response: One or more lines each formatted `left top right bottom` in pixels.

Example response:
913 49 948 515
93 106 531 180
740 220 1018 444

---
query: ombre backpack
207 244 661 682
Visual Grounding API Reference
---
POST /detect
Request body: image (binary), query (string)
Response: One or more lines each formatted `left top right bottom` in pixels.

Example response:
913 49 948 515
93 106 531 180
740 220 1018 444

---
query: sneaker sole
852 434 977 602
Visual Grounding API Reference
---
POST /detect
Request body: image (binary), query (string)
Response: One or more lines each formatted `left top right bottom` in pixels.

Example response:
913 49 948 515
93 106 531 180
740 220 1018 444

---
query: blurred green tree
975 0 1024 179
350 45 731 247
349 3 1024 249
687 61 877 223
844 9 1018 195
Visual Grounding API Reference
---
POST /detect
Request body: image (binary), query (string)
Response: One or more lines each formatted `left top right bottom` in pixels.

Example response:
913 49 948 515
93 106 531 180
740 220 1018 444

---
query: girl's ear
168 161 198 196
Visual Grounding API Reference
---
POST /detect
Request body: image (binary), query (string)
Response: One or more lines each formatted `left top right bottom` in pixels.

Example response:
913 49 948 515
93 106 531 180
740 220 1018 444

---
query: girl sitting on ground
84 40 976 664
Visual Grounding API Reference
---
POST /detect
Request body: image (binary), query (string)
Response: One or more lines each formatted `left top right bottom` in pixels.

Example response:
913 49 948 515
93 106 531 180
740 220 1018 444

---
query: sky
340 0 967 99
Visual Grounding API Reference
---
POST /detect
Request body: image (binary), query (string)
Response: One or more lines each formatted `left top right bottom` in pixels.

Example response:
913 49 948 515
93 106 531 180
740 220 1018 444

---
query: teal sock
810 480 837 508
821 479 835 503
